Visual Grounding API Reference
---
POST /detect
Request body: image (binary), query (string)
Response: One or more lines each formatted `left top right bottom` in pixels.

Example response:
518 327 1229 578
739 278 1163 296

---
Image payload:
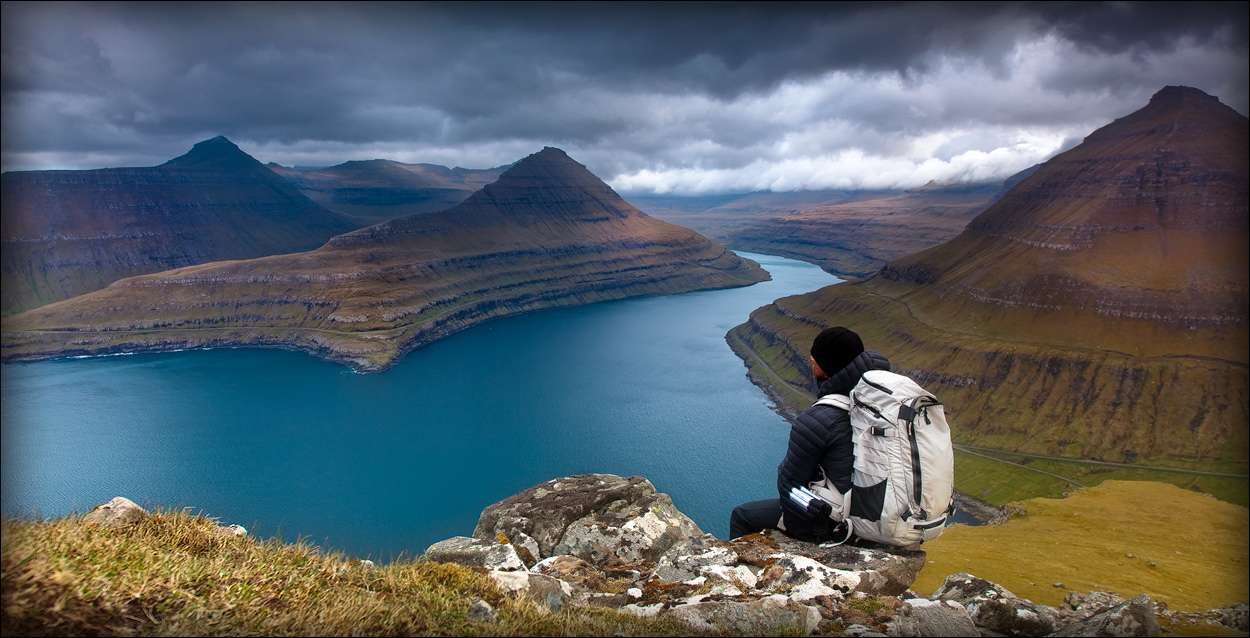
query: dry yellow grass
915 480 1249 610
0 511 699 637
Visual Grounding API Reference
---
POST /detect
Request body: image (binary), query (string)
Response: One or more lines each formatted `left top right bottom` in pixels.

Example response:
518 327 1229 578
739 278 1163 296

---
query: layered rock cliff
728 86 1249 464
0 137 356 314
270 160 506 223
1 147 767 371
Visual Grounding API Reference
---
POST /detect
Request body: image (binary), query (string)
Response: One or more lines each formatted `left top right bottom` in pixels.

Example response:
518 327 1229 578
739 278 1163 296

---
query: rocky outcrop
2 147 767 372
1 136 356 314
417 474 1247 635
72 482 1243 636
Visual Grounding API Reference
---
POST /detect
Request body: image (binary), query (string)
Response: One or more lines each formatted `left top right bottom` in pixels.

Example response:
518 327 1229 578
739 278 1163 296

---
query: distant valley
635 175 1032 279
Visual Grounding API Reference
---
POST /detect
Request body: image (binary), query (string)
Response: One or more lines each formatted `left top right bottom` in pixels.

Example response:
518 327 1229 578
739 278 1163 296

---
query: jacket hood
816 350 891 396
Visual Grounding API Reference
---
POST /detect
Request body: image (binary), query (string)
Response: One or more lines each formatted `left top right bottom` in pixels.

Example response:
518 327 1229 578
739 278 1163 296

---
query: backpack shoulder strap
813 393 851 411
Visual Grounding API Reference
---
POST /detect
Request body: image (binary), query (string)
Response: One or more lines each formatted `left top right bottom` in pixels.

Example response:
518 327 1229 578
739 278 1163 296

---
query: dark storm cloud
2 1 1247 192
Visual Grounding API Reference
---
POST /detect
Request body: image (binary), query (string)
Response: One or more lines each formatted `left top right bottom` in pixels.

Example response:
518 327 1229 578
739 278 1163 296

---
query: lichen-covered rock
725 530 925 597
932 572 1059 636
664 595 823 635
654 535 739 581
473 474 703 564
82 496 148 528
488 570 572 614
758 552 865 601
423 536 526 572
887 598 978 637
1055 593 1160 637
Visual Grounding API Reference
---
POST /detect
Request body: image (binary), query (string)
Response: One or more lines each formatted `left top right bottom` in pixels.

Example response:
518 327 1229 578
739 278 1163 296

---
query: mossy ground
0 512 699 637
915 480 1249 612
955 449 1249 508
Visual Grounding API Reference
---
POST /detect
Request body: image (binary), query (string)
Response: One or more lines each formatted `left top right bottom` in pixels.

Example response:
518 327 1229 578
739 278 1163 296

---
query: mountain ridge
1 136 356 314
1 147 767 371
727 86 1248 464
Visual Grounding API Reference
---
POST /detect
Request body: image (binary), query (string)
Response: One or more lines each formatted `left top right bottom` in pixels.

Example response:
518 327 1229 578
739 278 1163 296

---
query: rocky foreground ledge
29 475 1247 637
422 474 1246 637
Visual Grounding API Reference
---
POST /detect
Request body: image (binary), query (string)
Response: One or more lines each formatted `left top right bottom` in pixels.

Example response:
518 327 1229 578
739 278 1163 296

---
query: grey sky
2 1 1246 193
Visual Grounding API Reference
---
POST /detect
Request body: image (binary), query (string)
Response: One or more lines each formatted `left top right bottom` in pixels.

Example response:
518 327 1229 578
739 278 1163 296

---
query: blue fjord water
2 252 840 560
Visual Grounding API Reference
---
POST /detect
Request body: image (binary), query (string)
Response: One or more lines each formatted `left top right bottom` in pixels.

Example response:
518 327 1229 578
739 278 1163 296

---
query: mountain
637 183 1010 279
1 147 767 371
270 160 507 223
728 86 1248 464
0 137 356 314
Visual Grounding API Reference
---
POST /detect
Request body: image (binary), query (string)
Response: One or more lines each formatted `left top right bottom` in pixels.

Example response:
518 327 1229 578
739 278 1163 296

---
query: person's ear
810 355 826 380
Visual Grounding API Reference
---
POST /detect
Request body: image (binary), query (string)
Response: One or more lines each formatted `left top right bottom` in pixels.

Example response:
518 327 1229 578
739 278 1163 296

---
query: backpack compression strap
813 394 851 411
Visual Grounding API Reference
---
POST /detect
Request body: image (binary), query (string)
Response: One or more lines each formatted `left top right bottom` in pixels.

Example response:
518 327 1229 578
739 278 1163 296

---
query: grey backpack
808 369 955 547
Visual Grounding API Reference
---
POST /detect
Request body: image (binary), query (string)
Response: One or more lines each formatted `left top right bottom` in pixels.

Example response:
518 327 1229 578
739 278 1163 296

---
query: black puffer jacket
776 350 891 540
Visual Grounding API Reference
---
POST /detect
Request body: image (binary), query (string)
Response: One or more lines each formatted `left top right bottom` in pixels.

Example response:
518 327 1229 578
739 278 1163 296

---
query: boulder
82 496 148 528
887 598 978 637
1054 593 1160 637
467 599 497 623
488 570 572 614
218 523 247 537
423 536 526 572
473 474 703 564
932 572 1059 636
664 595 823 635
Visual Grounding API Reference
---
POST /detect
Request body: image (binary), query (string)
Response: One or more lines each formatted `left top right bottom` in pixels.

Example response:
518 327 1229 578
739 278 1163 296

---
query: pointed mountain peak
1148 85 1222 108
439 147 636 222
490 146 605 187
162 136 264 170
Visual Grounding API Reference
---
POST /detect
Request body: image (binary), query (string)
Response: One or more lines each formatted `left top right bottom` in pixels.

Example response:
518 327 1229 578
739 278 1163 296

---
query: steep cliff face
1 147 767 371
729 86 1248 463
0 137 355 314
270 160 506 223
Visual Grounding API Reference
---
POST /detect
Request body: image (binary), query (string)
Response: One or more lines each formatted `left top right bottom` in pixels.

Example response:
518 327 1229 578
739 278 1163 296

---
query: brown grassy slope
0 512 697 637
0 137 356 314
728 86 1248 464
914 481 1249 612
1 147 766 371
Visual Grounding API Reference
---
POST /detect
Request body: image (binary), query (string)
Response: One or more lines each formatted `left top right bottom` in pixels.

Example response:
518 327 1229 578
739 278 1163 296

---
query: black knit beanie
810 326 864 377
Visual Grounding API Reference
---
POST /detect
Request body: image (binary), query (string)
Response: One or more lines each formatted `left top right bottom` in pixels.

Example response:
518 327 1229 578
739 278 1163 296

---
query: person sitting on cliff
729 326 890 542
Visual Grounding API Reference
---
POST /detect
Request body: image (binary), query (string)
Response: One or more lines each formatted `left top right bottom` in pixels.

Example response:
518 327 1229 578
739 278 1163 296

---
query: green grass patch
956 449 1249 508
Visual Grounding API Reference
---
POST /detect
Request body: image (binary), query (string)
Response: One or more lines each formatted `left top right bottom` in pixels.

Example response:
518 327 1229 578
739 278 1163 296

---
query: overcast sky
2 2 1246 194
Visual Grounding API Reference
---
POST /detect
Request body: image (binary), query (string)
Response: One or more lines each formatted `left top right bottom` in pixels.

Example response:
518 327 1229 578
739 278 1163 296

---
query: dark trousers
730 498 842 542
729 498 783 539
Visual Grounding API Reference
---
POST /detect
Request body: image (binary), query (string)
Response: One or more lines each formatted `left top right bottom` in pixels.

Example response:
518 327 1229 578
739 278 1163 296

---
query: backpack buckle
897 404 916 423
